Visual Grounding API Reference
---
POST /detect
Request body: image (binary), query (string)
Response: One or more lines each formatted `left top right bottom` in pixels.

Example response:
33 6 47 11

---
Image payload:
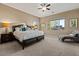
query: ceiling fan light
42 7 46 11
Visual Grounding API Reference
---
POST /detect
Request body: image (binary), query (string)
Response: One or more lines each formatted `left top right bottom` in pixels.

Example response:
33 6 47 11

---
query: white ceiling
3 3 79 17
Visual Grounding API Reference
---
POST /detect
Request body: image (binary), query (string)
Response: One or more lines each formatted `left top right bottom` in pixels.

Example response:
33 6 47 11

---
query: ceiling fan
38 3 51 12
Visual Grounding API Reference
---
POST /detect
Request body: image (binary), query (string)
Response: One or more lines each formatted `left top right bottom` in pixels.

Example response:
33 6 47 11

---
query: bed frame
12 24 44 49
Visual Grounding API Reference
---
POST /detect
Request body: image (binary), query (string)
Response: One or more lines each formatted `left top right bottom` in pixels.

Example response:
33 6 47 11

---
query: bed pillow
20 27 27 31
15 27 20 31
22 27 27 31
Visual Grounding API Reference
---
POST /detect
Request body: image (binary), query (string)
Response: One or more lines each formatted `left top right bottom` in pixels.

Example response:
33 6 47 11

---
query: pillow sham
15 27 21 31
21 27 27 31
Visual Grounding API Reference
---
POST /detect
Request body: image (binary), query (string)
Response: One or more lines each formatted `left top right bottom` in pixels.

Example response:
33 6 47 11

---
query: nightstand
1 32 15 43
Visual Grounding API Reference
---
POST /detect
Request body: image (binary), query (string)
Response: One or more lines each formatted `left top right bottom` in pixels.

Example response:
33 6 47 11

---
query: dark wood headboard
12 24 32 32
12 24 23 32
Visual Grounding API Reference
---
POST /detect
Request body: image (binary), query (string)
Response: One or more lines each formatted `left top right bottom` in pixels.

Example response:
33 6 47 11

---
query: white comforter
13 29 44 42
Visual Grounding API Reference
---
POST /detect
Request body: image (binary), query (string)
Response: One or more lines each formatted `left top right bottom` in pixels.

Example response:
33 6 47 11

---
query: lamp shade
2 21 10 27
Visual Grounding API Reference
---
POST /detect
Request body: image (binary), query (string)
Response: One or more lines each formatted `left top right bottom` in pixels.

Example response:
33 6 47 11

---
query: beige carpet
0 35 79 56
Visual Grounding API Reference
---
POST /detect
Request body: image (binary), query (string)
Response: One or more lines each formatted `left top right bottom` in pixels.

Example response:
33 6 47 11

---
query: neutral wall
0 4 40 28
40 8 79 35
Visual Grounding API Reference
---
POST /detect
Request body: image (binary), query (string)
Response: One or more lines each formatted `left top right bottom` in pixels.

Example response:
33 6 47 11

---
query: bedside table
1 32 15 43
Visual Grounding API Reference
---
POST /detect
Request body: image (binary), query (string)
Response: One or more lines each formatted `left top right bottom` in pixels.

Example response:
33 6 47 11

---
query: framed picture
70 18 77 28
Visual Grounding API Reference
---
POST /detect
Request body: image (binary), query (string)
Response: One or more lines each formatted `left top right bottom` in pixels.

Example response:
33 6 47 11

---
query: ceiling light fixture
38 3 51 12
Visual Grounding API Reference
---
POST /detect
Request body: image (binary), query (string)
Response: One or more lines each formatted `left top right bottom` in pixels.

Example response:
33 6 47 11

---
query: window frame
49 18 65 30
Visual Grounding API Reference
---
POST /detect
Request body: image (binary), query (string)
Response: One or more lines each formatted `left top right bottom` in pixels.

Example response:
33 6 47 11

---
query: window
41 23 46 29
50 19 65 30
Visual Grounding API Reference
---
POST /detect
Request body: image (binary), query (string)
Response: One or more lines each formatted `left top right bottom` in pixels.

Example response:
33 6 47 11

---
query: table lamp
2 21 10 34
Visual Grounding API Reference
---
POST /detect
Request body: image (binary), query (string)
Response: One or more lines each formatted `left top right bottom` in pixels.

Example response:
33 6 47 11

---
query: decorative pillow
21 27 27 31
19 26 28 31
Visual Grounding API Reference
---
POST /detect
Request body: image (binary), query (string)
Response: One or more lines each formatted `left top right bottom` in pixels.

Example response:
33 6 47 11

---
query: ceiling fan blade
40 3 46 7
38 8 42 9
43 3 46 6
47 8 50 10
40 4 44 6
46 4 50 7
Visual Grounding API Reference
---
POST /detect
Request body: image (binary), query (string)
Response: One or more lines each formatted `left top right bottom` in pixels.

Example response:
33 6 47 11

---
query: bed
12 24 44 49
